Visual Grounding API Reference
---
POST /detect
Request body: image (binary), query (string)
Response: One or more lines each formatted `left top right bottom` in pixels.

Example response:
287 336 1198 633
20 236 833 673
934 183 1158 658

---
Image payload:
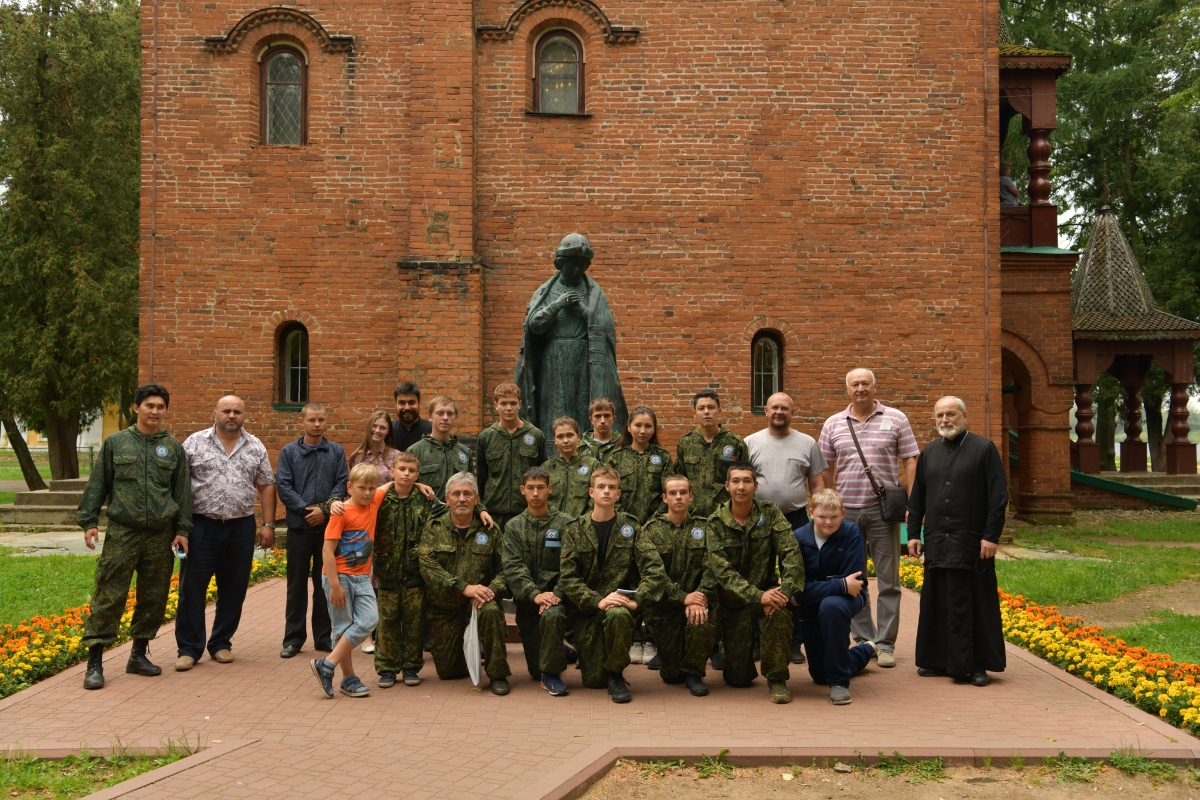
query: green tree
0 0 139 480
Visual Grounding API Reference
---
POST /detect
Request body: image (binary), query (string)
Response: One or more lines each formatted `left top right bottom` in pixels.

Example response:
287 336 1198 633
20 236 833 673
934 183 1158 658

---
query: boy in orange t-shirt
311 463 391 698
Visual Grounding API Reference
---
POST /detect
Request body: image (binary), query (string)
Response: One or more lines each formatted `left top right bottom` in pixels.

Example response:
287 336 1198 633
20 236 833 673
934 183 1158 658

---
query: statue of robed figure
515 233 627 435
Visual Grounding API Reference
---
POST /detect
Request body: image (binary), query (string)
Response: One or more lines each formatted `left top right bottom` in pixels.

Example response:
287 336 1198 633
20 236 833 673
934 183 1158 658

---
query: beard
938 422 966 440
398 409 419 425
768 414 789 432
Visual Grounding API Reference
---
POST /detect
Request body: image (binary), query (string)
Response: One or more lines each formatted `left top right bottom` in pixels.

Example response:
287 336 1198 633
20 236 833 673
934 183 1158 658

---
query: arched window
751 333 782 412
279 323 309 405
261 46 306 145
535 31 583 114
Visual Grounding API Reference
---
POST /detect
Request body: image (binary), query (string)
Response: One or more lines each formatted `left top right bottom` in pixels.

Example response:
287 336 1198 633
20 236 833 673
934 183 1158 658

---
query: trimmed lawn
0 492 13 505
0 547 98 626
1110 612 1200 666
1082 518 1200 543
1 750 185 799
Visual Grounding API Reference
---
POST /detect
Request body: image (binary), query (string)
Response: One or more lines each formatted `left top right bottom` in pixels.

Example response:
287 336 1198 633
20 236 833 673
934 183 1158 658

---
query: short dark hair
692 389 720 408
394 381 421 400
726 461 757 480
523 466 551 485
133 383 170 409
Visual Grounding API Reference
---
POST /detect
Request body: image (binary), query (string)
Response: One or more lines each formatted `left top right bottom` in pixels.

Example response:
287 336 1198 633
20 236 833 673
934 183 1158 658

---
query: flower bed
0 549 286 699
896 555 1200 737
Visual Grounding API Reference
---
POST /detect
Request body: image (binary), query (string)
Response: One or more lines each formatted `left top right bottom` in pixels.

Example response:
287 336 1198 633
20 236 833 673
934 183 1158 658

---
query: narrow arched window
280 324 309 404
751 333 782 412
261 47 306 145
535 32 583 114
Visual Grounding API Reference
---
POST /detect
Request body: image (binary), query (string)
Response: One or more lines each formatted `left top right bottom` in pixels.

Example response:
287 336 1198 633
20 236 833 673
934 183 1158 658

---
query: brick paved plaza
1 580 1195 799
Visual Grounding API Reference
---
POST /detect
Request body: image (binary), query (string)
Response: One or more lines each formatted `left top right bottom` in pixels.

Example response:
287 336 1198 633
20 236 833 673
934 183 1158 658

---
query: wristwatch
262 522 277 529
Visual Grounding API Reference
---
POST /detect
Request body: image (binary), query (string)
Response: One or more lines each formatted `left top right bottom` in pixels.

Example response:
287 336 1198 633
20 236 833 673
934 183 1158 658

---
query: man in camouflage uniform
642 475 717 696
408 396 474 502
373 451 445 688
476 383 546 531
418 472 512 695
78 383 193 690
579 397 618 464
555 466 665 703
500 467 576 695
674 389 749 518
708 462 805 704
543 416 600 518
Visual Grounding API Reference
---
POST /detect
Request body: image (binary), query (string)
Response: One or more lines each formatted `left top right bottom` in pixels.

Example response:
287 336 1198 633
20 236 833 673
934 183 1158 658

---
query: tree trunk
42 403 79 480
1097 394 1117 471
1 414 48 490
1146 394 1166 472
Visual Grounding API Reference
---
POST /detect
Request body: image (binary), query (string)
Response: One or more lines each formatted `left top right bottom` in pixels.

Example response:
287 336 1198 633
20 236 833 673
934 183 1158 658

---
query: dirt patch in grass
1058 578 1200 629
583 759 1200 800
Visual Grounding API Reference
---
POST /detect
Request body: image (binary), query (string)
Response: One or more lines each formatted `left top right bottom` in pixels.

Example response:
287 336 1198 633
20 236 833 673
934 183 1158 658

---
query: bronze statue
515 233 627 436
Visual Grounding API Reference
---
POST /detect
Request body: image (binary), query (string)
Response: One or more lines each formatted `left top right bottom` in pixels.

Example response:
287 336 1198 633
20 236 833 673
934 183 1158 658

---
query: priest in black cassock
906 396 1008 686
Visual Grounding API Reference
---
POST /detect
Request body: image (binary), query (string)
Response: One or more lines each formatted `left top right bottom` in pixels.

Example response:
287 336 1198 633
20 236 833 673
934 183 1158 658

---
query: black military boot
83 644 105 690
126 639 163 677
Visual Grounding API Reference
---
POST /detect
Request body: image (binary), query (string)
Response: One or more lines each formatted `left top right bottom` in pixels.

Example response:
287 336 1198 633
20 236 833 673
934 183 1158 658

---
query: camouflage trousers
427 599 511 681
715 603 792 686
647 608 718 683
513 601 572 679
82 523 175 649
549 605 634 689
375 586 425 673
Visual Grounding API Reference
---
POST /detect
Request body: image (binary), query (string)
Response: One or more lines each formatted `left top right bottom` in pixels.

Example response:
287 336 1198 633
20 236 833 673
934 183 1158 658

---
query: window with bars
751 333 782 412
262 47 306 145
535 31 584 114
280 324 309 405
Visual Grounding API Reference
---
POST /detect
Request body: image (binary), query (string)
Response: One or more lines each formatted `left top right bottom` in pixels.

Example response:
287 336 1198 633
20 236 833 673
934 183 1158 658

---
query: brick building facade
141 0 1076 515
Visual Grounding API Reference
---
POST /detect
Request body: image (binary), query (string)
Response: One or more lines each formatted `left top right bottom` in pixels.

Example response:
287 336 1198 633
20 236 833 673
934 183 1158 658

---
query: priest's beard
938 421 966 440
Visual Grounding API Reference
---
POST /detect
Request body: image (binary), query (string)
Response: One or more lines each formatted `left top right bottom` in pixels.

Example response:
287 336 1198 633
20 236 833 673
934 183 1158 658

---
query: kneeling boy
791 489 876 705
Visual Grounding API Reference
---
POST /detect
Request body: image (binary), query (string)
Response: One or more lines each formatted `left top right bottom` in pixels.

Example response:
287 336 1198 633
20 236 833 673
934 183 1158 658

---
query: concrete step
50 478 89 492
14 490 84 507
0 505 105 527
0 524 83 534
1102 472 1200 487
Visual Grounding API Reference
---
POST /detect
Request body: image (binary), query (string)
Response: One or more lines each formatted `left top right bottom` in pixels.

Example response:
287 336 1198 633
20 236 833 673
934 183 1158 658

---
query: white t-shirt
745 428 829 513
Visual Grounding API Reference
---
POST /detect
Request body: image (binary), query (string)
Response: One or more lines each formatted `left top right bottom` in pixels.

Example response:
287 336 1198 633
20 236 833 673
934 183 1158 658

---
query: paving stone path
1 580 1195 799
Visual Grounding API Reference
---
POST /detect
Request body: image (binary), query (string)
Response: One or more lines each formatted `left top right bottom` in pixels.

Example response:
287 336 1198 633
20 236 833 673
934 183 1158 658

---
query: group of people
75 369 1009 707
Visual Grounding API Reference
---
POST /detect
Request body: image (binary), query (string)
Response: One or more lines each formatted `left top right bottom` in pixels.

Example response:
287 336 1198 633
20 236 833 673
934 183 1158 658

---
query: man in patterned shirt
175 396 277 671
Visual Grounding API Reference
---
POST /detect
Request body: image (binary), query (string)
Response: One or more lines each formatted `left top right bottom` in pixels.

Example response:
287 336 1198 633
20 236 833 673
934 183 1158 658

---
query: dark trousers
784 508 809 647
176 514 256 658
801 594 873 688
283 530 332 649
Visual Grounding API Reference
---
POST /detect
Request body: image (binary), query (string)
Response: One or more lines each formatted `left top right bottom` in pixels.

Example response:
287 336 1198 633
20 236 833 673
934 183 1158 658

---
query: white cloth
745 428 828 513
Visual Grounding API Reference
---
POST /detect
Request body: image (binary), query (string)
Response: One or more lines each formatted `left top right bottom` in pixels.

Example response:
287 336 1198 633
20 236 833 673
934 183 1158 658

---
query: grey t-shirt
745 428 829 513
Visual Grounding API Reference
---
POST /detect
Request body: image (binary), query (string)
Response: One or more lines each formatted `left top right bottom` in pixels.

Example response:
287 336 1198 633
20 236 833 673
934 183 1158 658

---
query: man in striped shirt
817 369 919 668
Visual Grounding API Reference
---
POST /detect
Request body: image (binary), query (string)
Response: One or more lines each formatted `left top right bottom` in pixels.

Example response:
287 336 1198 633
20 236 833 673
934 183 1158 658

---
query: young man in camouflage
708 462 805 704
641 475 717 696
418 472 512 695
554 466 665 703
673 389 748 518
542 416 600 518
408 396 474 502
500 467 576 696
475 383 546 531
579 397 618 464
373 451 445 688
78 383 193 690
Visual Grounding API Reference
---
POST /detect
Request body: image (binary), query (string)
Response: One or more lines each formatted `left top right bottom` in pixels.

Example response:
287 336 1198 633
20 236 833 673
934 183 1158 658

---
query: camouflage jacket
475 421 546 516
374 485 447 590
543 452 601 518
706 499 804 609
606 444 673 523
579 432 618 465
641 512 717 608
408 435 474 502
500 509 576 605
78 426 193 537
419 511 506 610
559 512 666 614
674 426 749 518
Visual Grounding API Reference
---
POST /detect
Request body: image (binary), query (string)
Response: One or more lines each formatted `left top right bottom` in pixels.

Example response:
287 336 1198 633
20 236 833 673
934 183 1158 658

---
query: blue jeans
321 573 379 649
800 593 874 688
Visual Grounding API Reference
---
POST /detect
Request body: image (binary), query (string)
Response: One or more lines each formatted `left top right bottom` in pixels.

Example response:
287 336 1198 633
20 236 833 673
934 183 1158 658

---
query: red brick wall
1070 482 1162 511
140 0 1006 472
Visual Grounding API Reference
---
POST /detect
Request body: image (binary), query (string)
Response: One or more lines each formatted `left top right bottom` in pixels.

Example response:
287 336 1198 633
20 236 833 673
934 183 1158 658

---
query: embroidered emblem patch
620 524 634 538
721 445 735 459
546 529 559 539
691 527 704 540
155 445 168 457
523 433 535 445
578 465 590 475
649 455 662 465
757 514 765 526
475 533 489 545
458 451 468 463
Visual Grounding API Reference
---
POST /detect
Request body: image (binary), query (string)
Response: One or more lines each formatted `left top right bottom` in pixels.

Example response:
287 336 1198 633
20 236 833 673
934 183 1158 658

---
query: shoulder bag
845 419 908 522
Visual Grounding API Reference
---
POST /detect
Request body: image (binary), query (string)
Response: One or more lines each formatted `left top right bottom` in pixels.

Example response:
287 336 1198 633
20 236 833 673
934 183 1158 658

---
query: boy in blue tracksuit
790 489 878 705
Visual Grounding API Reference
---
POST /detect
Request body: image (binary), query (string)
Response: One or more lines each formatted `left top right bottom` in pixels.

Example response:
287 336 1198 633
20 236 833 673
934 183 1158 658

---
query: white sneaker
641 642 658 665
629 642 644 663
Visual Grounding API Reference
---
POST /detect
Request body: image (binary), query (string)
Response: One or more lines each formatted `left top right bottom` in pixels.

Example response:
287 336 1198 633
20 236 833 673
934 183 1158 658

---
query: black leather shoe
710 647 723 671
126 639 162 676
917 667 946 677
83 644 105 690
646 654 661 670
280 644 301 659
490 679 511 696
970 670 991 687
607 672 631 704
684 674 708 697
790 642 806 664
